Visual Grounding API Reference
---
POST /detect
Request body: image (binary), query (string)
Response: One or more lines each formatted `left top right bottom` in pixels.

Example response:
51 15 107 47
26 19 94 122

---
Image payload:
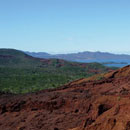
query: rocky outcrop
0 66 130 130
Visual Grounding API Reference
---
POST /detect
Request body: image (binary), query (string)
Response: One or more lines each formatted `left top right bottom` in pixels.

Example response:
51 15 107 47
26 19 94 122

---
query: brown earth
0 65 130 130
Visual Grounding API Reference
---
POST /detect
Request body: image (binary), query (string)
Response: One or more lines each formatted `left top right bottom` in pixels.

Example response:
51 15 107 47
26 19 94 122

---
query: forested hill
0 49 117 93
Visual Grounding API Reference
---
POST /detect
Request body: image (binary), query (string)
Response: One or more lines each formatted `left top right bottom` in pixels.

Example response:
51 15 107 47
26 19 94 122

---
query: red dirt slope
0 65 130 130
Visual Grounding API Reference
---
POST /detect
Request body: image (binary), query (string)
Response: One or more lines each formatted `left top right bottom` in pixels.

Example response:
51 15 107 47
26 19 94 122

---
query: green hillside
0 49 117 94
0 49 42 67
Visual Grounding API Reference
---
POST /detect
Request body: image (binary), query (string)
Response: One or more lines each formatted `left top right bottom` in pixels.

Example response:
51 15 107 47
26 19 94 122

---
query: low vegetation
0 49 117 94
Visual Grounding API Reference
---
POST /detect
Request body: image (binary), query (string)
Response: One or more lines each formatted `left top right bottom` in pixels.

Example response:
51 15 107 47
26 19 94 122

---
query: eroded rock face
1 66 130 130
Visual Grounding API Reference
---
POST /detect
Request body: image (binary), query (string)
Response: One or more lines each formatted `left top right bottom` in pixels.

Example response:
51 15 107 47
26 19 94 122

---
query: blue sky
0 0 130 54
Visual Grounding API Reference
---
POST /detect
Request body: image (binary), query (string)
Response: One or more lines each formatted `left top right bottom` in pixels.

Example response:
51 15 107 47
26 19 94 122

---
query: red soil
0 66 130 130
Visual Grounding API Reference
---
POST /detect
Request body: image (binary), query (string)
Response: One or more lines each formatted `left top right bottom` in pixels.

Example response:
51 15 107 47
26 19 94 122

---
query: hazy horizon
1 48 130 55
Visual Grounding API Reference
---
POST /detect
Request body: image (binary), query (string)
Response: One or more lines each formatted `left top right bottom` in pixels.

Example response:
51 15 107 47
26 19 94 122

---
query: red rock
0 66 130 130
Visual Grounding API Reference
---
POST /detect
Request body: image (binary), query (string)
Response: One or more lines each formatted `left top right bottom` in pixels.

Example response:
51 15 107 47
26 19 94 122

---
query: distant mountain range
25 51 130 61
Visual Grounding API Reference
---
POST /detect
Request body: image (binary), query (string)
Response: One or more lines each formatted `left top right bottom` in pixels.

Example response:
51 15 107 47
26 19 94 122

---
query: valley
0 49 116 94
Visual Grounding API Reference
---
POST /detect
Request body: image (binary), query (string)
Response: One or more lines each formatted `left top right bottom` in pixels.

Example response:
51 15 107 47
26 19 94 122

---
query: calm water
105 64 128 68
75 59 130 68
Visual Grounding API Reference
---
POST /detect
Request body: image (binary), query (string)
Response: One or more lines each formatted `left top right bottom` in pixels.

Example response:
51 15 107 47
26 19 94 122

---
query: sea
75 59 130 68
